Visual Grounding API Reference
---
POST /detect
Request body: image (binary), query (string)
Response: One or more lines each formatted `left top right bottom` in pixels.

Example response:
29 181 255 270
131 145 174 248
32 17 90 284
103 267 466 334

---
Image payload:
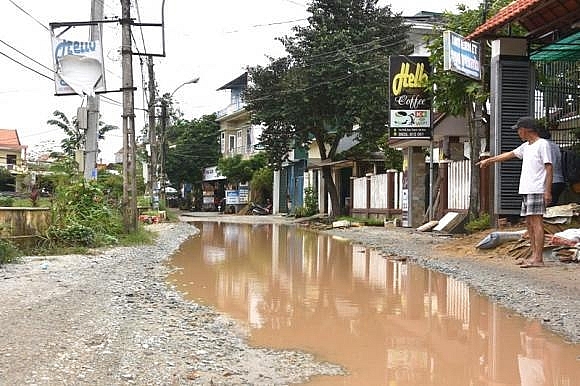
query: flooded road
168 221 580 385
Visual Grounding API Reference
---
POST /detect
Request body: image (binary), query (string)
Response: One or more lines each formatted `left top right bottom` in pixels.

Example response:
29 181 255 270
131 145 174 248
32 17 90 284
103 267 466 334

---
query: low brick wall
0 207 51 239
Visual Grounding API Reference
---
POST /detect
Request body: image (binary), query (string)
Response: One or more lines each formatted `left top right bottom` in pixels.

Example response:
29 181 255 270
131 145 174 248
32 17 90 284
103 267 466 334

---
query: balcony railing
216 101 246 118
223 145 260 158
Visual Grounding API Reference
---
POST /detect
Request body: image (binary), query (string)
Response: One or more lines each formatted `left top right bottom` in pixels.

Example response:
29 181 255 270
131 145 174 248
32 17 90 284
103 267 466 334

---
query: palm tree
46 110 117 157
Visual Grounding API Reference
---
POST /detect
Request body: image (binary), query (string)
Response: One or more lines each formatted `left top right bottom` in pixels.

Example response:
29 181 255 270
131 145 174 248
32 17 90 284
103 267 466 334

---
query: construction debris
433 212 466 233
547 228 580 263
475 230 526 249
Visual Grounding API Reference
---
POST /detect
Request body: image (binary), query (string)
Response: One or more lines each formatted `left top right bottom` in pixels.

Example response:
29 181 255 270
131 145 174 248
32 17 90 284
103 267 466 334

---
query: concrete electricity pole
85 0 104 180
121 0 137 232
147 56 159 208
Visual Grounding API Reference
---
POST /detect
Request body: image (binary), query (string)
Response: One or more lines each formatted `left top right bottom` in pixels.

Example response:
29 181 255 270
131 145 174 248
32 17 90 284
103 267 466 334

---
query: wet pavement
168 221 580 385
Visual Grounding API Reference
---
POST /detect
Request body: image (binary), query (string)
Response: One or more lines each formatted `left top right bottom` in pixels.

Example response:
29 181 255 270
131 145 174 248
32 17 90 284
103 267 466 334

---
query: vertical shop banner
51 36 106 96
389 56 432 139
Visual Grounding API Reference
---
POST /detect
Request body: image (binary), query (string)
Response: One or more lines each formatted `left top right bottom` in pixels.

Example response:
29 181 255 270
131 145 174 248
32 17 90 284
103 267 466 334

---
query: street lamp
170 77 200 97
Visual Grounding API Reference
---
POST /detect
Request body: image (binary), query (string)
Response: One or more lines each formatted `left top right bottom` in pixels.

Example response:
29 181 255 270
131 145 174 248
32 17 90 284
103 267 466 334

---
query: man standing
477 117 553 268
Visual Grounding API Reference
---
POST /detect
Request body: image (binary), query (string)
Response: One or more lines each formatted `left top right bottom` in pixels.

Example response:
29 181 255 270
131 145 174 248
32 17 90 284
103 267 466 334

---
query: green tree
245 0 411 215
165 114 221 190
217 152 272 202
250 166 274 204
46 110 117 157
424 0 513 221
217 152 268 186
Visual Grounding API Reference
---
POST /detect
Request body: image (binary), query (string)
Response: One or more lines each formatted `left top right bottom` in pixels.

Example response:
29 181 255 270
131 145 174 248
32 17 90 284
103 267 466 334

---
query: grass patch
335 216 386 226
117 226 157 246
465 213 491 233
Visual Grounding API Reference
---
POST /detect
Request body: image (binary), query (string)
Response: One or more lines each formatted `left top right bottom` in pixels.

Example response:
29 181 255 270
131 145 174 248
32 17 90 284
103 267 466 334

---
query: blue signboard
443 31 481 81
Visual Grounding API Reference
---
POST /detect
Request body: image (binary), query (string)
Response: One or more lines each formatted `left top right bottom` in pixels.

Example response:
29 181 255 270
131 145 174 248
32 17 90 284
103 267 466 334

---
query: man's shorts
520 193 545 216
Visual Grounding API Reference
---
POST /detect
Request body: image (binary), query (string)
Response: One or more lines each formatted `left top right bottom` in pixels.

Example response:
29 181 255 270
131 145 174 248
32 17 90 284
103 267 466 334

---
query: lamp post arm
170 77 200 97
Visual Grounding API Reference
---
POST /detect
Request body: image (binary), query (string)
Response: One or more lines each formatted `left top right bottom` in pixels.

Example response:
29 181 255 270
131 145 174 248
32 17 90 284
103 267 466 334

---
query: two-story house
201 73 263 211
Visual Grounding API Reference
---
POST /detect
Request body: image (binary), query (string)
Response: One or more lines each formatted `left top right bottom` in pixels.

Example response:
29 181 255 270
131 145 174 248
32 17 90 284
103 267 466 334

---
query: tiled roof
467 0 580 41
467 0 542 40
0 129 22 149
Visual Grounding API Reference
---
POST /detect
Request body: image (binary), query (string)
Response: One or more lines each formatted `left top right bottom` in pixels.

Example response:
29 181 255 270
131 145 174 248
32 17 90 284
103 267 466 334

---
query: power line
8 0 50 31
0 38 54 74
0 49 53 81
247 61 388 103
281 0 306 7
225 18 307 33
133 0 148 54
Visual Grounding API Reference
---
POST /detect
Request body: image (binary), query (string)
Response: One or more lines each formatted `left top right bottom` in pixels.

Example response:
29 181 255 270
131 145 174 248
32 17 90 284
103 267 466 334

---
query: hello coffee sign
389 56 432 139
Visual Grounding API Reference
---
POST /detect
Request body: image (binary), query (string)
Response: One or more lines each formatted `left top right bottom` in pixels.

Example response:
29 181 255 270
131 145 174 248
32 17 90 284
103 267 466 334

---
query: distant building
0 129 28 192
0 129 27 173
216 72 263 159
114 147 123 164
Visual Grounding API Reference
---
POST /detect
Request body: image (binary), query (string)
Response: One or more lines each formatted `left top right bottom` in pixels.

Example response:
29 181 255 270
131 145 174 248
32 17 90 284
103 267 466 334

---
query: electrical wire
133 0 148 54
0 49 53 81
0 38 54 74
225 18 307 33
281 0 306 7
8 0 50 31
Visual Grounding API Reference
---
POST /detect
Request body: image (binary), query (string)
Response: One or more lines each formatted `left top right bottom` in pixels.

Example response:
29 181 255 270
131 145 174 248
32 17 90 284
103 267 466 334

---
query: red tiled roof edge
466 0 543 40
0 129 22 149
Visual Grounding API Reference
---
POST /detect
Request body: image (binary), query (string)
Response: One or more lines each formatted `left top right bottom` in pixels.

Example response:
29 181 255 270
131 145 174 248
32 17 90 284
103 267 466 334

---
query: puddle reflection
168 222 580 385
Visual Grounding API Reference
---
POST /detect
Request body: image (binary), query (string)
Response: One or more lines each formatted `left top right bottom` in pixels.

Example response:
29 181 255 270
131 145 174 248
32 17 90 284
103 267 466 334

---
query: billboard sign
51 36 106 96
203 166 226 181
389 56 432 139
443 31 481 80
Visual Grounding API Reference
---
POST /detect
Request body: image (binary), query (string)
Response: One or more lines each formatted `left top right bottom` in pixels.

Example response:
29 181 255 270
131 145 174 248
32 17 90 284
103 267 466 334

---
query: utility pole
85 0 104 180
121 0 137 232
147 56 159 209
159 99 168 206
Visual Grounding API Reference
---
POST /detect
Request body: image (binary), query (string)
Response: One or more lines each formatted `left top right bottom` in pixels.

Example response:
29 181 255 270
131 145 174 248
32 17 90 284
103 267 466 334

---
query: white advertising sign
52 36 106 96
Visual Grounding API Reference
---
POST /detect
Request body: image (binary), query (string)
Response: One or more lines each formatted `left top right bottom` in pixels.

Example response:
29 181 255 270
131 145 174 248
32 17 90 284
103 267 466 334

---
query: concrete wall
0 207 51 238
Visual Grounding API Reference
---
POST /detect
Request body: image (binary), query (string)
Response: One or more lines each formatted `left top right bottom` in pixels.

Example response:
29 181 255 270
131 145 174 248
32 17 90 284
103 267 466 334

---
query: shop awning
530 30 580 61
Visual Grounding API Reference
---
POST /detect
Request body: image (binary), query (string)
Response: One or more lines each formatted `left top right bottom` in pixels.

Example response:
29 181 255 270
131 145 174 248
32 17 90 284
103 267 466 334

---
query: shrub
0 239 19 265
294 205 307 218
0 196 14 207
303 187 318 216
47 224 96 247
45 180 124 249
465 213 491 233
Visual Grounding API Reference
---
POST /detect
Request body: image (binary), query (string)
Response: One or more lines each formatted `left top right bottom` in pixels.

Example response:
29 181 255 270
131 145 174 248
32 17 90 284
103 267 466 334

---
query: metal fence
533 60 580 148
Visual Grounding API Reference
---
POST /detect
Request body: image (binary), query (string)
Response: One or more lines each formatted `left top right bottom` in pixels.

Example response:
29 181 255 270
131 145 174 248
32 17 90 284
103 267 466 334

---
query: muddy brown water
168 222 580 385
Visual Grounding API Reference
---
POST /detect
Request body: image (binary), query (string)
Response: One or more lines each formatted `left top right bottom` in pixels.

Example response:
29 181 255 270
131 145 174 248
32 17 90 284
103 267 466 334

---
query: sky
0 0 483 163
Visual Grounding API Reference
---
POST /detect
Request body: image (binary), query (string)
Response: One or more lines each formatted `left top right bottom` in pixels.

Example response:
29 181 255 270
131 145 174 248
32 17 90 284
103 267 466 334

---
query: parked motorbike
249 202 271 215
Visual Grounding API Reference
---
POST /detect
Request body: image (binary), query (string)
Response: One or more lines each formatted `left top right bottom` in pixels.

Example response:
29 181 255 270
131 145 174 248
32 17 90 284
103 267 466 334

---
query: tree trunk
468 102 481 221
322 164 340 218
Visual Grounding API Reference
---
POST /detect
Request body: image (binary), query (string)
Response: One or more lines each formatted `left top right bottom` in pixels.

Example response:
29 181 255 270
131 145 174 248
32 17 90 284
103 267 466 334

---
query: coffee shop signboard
389 56 432 139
